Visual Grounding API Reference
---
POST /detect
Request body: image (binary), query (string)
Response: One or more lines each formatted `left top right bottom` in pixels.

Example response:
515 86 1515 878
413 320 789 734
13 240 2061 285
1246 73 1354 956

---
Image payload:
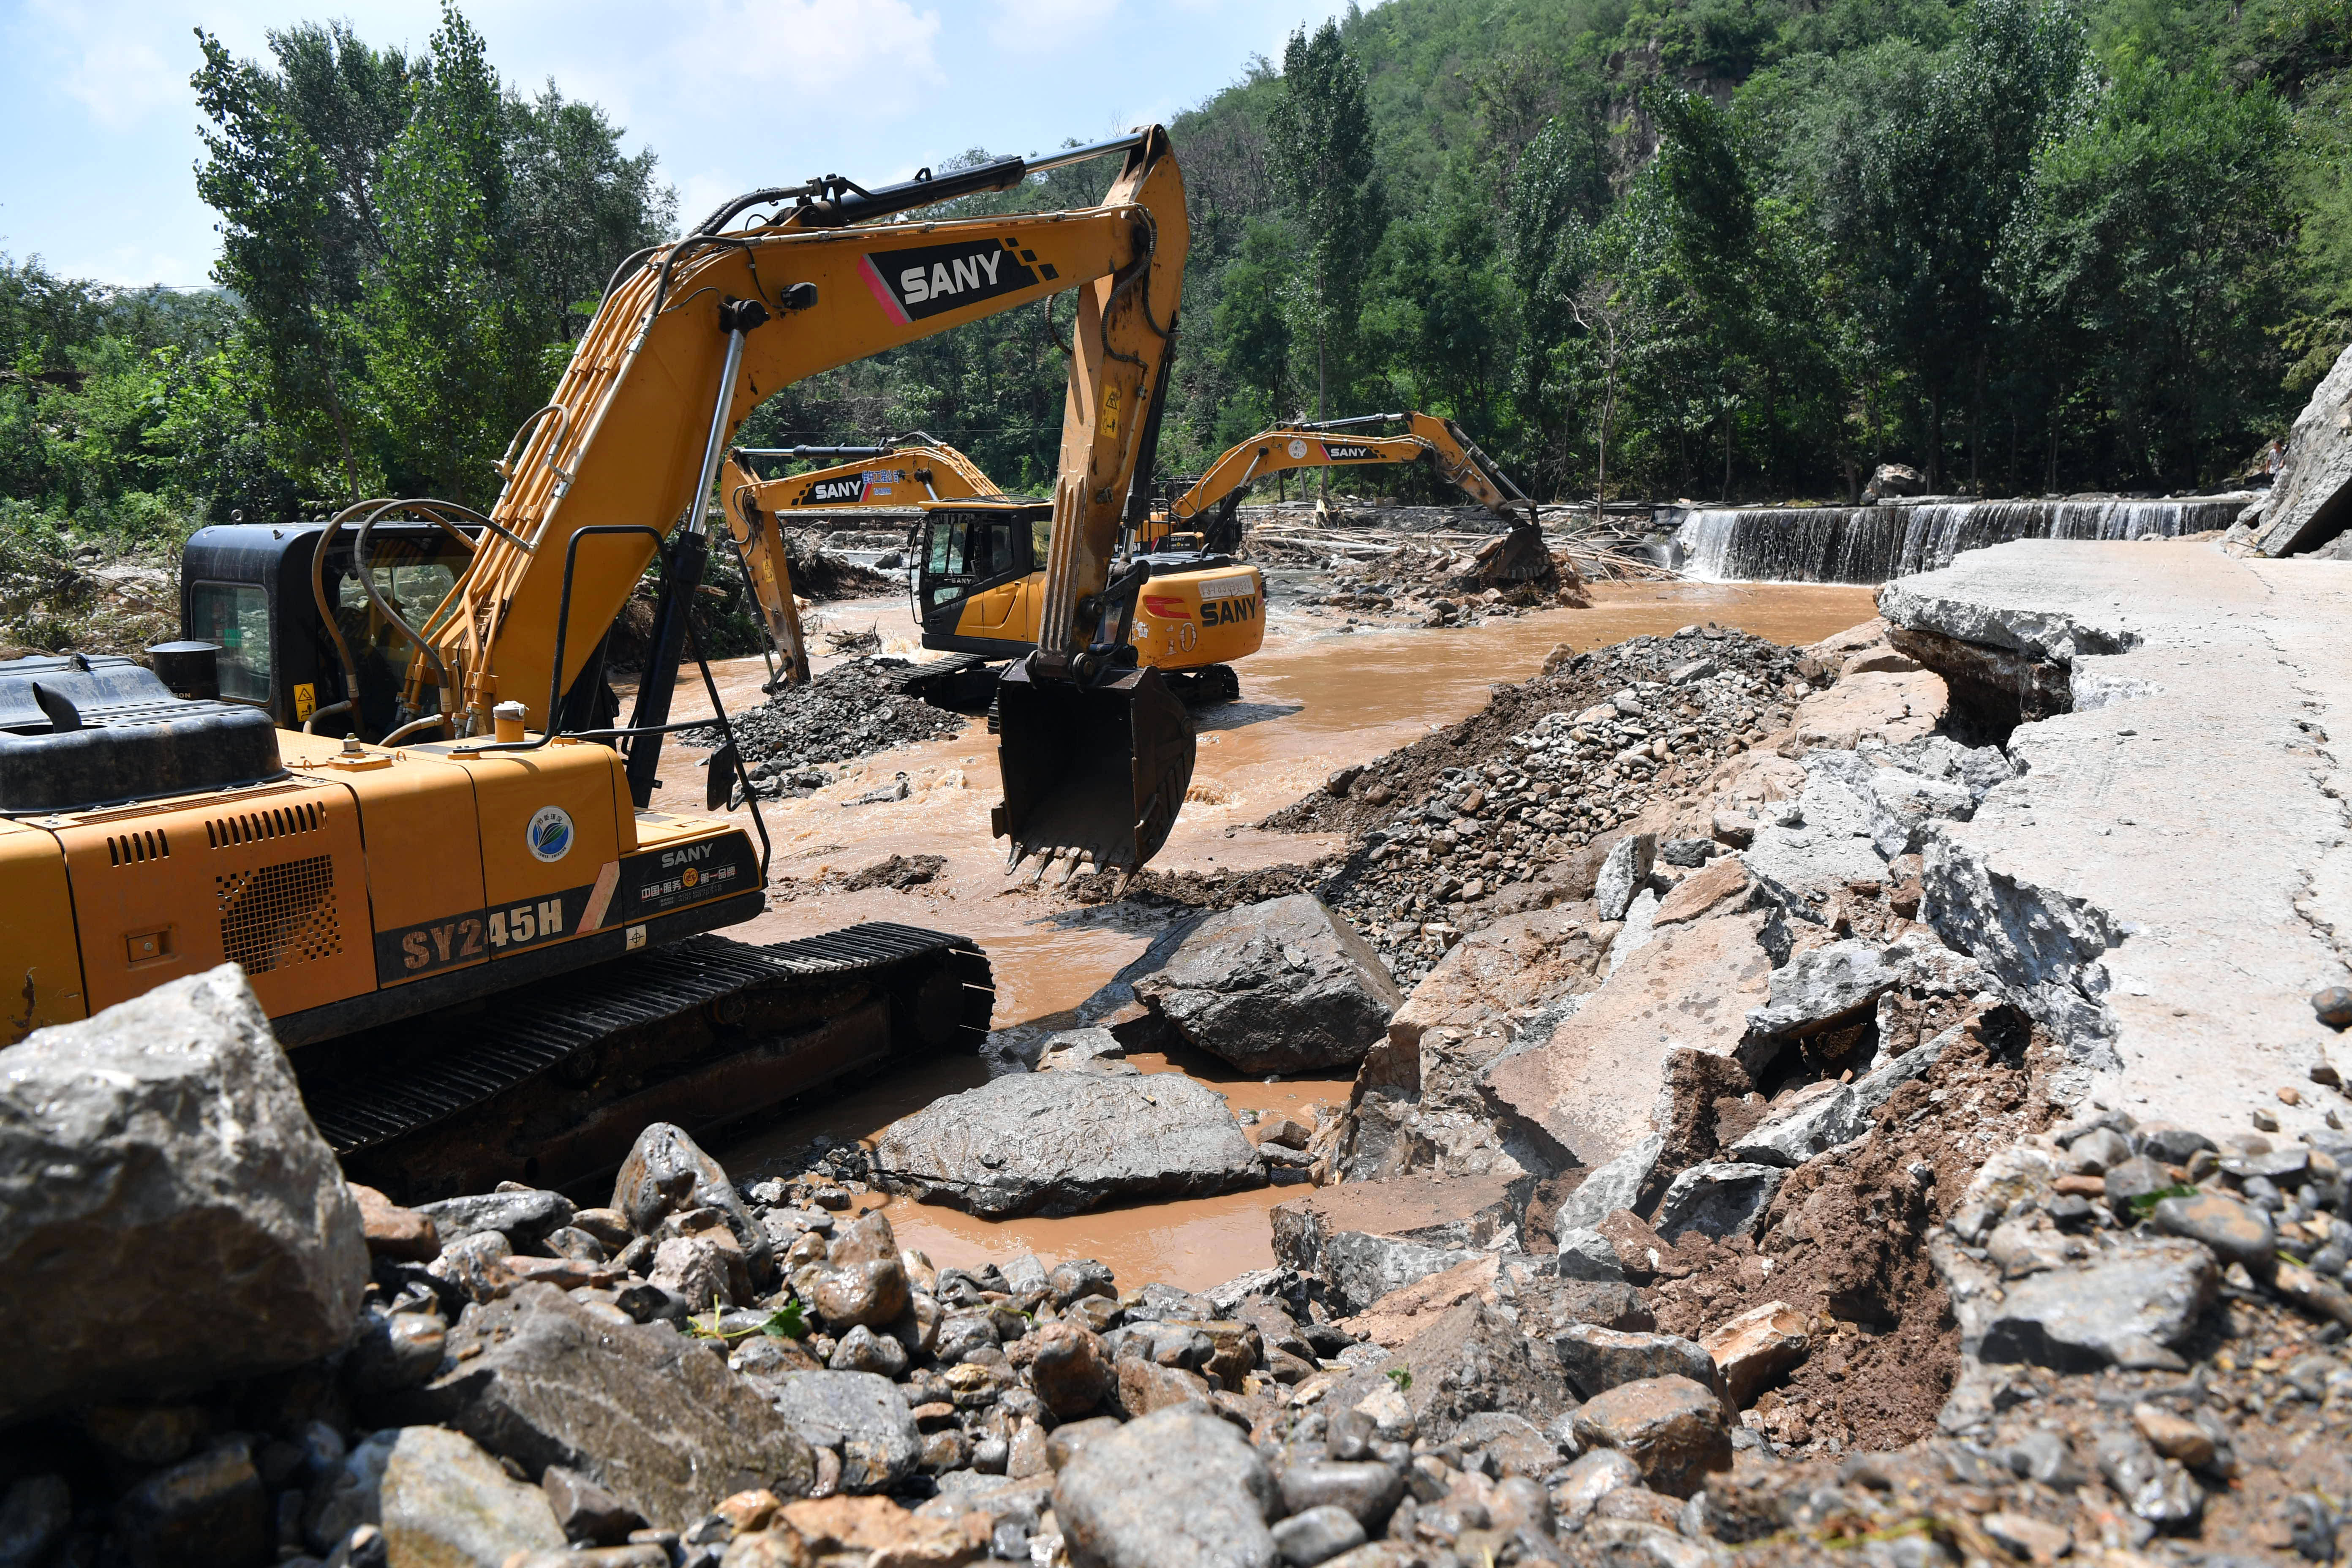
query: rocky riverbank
7 535 2352 1568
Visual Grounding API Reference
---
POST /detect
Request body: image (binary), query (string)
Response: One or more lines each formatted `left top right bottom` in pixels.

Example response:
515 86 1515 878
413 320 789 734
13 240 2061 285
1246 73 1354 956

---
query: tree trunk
1970 348 1985 494
1927 385 1943 492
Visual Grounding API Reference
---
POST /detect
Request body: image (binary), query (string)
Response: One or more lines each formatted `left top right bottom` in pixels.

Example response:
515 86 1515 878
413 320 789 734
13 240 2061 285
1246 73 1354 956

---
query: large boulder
1486 911 1776 1171
0 966 367 1424
378 1283 814 1526
1132 895 1400 1074
306 1426 564 1567
870 1070 1262 1218
2245 342 2352 556
1052 1407 1278 1568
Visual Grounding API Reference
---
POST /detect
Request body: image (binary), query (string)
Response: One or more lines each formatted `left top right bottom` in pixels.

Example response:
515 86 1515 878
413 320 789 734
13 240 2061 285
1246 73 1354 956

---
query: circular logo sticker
1287 438 1309 459
682 866 700 888
526 805 574 863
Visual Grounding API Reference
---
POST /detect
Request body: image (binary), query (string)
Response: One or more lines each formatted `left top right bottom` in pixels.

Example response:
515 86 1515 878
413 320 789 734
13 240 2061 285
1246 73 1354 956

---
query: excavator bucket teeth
1483 523 1557 585
994 661 1195 875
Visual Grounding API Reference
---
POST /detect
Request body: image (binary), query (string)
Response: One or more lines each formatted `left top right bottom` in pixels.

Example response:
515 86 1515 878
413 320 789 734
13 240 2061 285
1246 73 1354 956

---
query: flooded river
643 580 1876 1288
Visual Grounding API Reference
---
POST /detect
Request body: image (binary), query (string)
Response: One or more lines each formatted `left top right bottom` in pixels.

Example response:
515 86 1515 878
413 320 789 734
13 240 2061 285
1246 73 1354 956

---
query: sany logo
660 844 712 869
800 476 866 505
860 237 1048 323
1322 442 1379 460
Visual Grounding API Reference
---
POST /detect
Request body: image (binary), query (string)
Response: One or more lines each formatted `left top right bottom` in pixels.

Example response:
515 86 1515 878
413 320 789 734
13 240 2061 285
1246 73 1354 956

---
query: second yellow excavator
719 437 1002 687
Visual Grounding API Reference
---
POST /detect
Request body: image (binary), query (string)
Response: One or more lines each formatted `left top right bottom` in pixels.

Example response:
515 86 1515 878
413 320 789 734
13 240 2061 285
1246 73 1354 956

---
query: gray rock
417 1190 573 1249
767 1371 921 1493
1335 1304 1572 1444
541 1467 643 1546
1451 1412 1562 1480
1557 1227 1627 1283
1270 1505 1364 1567
1978 1239 2217 1372
1274 1462 1405 1533
0 966 367 1424
1744 940 1908 1040
1595 835 1658 923
306 1427 563 1566
871 1071 1264 1218
1726 1083 1868 1168
610 1124 771 1288
377 1283 814 1525
1652 1163 1786 1243
108 1439 268 1568
2249 342 2352 557
0 1475 71 1568
1554 1325 1723 1405
1740 768 1892 919
1554 1135 1664 1233
1318 1232 1484 1318
1036 1029 1135 1074
1052 1407 1278 1568
1133 895 1401 1075
2151 1192 2276 1280
2093 1428 2205 1529
1554 1449 1645 1520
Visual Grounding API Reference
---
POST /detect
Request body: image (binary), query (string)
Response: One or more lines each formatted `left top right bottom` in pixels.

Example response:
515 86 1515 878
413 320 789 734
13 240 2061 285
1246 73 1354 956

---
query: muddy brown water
628 581 1876 1289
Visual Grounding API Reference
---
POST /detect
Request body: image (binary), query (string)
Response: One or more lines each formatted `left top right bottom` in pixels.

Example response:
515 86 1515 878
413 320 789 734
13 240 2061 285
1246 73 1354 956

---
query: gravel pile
1271 625 1821 985
685 658 966 791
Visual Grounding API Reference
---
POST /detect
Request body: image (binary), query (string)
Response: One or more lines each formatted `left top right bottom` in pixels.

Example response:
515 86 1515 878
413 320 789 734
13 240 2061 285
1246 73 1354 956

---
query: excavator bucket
993 659 1195 875
1481 521 1558 585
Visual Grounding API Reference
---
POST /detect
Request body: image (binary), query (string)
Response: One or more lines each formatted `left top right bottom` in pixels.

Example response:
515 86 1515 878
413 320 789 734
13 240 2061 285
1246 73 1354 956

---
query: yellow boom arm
719 440 1003 687
1168 411 1538 534
405 131 1184 741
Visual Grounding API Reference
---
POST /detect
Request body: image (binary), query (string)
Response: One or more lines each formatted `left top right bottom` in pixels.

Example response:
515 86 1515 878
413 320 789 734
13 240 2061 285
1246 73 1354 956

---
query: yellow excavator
0 128 1193 1198
718 437 1003 689
1168 411 1558 582
721 431 1264 708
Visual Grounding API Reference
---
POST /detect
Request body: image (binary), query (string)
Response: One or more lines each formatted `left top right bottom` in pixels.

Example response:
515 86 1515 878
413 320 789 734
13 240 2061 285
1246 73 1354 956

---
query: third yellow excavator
1170 411 1559 583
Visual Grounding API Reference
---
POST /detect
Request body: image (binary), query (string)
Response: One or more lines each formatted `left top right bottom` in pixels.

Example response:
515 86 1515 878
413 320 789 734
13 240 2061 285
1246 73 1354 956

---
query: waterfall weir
1671 496 2250 583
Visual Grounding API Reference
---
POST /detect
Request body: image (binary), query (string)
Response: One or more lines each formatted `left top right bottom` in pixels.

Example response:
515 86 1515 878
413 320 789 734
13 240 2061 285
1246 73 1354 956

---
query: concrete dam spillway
1671 494 2249 582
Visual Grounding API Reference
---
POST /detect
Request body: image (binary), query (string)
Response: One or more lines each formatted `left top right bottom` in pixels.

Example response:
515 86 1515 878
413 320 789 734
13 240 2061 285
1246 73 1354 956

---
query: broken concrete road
1878 539 2352 1131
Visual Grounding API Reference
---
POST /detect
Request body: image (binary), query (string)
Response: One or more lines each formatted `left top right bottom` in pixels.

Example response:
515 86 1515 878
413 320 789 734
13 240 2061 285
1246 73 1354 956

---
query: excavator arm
719 439 1002 689
1166 411 1544 565
394 128 1192 871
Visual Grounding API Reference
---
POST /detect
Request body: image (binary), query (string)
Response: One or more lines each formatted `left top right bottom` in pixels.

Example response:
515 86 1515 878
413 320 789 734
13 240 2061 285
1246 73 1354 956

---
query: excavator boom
1165 411 1552 580
719 439 1003 688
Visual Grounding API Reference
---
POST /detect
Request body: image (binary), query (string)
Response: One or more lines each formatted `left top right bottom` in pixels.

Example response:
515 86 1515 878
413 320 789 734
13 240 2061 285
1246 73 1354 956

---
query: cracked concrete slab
1877 540 2352 1133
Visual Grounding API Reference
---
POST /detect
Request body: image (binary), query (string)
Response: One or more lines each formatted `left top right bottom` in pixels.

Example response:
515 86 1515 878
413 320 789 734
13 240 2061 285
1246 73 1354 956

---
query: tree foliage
7 0 2347 556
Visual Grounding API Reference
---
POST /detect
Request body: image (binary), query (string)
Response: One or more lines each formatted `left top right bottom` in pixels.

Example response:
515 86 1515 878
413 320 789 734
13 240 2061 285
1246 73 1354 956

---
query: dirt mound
682 657 966 788
781 531 895 600
1627 1005 2059 1454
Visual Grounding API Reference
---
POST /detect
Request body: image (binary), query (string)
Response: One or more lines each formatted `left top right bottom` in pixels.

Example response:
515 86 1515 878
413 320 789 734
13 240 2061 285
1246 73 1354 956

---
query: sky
1 0 1356 288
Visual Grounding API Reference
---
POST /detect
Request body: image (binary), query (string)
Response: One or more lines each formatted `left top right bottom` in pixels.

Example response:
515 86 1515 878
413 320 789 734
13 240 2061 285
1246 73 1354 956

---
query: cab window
188 583 272 702
924 517 1021 606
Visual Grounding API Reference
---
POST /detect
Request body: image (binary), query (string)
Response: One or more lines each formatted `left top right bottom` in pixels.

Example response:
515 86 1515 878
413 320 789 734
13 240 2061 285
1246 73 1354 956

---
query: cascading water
1673 496 2250 583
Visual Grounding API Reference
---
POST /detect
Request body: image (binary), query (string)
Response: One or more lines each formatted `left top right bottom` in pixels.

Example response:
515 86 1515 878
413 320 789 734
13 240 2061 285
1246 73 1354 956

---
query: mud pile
683 657 967 789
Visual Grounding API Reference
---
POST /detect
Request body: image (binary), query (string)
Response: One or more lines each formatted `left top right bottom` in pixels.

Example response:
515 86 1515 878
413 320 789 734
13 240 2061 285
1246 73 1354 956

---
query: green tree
1269 21 1383 424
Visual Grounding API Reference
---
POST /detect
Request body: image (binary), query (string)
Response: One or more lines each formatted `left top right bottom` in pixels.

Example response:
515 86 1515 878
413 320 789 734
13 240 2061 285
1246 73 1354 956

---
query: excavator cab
180 521 476 737
912 499 1054 659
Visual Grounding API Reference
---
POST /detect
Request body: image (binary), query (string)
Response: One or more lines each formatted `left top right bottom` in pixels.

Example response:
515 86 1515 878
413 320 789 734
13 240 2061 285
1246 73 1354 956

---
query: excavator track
298 923 991 1203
